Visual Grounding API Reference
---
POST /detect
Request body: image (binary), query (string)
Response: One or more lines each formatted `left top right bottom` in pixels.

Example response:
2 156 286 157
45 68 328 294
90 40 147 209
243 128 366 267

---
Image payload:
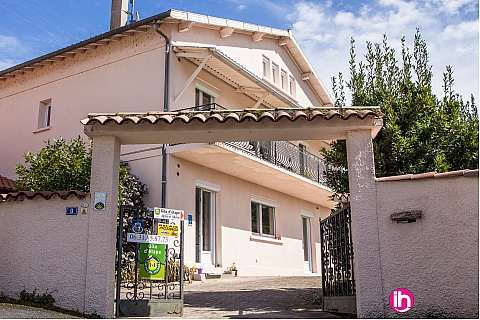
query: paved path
0 276 344 319
183 276 341 319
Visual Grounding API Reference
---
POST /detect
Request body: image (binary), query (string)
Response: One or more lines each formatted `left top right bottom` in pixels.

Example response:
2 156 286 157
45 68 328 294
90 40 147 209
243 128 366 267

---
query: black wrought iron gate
115 205 184 317
320 204 356 315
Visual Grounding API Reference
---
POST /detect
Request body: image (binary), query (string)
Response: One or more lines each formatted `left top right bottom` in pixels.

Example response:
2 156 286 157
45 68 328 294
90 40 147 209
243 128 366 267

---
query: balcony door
195 187 216 265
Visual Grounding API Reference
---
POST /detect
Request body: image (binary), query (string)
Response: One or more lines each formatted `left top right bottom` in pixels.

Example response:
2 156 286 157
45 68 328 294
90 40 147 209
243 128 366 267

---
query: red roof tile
0 190 88 202
376 169 479 182
81 107 384 126
0 175 15 193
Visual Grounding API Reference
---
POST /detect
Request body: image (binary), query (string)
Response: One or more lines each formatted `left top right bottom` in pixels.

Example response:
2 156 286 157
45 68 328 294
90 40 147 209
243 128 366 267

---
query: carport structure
81 107 383 318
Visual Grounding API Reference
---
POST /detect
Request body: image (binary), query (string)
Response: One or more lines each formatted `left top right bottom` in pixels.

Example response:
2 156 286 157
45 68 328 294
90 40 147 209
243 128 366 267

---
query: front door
195 187 215 265
302 216 312 272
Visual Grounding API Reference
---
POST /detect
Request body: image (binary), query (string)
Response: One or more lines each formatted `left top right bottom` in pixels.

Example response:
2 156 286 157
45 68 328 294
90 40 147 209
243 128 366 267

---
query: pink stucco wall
0 196 91 313
373 174 479 318
166 155 331 276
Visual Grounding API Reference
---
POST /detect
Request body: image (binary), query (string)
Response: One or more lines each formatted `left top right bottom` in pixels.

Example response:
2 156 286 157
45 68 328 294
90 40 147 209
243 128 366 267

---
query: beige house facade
0 9 339 276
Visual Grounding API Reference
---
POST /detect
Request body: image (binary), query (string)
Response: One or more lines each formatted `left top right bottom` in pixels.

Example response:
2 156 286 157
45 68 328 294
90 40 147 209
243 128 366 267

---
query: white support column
84 135 120 318
346 130 384 318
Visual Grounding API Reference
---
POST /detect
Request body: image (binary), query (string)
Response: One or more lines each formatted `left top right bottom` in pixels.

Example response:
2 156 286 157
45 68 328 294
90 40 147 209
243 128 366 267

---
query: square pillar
84 135 120 318
346 130 384 318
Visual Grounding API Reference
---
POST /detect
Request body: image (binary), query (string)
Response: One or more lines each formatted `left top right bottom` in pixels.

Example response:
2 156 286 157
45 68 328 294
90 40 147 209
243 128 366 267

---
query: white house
0 5 339 277
0 3 399 318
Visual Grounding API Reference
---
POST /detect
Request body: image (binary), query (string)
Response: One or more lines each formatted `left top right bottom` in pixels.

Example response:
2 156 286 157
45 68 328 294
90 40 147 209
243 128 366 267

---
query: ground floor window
251 200 276 237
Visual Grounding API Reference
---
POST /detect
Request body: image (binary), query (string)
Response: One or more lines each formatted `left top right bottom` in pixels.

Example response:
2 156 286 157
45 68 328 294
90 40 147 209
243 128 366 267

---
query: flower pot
197 268 203 274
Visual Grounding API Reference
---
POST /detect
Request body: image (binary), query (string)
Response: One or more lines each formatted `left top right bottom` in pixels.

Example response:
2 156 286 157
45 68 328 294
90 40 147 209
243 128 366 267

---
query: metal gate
115 205 184 317
320 204 356 315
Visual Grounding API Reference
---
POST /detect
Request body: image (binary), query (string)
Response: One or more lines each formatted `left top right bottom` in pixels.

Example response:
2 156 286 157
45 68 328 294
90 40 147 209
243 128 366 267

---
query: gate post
84 135 120 318
345 130 383 318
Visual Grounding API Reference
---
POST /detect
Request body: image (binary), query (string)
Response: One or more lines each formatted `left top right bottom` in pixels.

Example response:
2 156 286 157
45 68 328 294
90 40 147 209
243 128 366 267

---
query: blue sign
132 220 145 234
66 207 78 215
188 214 193 226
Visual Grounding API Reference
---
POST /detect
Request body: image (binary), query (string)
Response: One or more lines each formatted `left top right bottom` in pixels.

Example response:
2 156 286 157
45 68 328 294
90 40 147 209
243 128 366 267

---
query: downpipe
154 20 170 208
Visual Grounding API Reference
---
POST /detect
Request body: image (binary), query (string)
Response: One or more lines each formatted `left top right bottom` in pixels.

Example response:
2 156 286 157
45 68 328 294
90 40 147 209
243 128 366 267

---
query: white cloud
236 4 246 11
0 35 26 71
432 0 476 15
288 0 479 102
0 34 21 50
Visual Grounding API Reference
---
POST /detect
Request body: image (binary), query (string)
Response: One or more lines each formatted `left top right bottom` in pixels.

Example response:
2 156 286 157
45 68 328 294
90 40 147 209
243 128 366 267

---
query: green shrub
19 289 55 306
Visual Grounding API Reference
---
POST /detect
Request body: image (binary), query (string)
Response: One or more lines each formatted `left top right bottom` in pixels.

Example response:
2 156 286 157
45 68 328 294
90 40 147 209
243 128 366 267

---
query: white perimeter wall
0 196 91 313
373 175 479 318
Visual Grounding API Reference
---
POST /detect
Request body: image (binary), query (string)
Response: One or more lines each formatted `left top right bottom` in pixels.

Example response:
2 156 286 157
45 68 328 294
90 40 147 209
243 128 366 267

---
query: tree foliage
321 30 479 194
15 136 147 206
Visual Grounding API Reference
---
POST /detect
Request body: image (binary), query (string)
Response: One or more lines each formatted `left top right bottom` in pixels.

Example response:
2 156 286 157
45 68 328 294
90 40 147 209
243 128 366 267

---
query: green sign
139 243 165 280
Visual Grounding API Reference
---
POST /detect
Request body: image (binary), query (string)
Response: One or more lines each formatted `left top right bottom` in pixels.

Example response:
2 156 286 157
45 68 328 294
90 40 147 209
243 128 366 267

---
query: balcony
169 103 333 206
217 141 328 185
174 104 329 185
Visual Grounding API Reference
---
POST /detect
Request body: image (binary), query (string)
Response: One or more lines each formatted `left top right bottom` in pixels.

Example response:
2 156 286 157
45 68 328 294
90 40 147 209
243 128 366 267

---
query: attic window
271 63 279 84
37 99 51 131
281 70 287 90
262 56 270 78
289 76 296 96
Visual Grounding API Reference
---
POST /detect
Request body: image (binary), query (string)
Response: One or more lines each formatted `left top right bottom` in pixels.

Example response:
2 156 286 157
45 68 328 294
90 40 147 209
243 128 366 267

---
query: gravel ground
0 303 82 319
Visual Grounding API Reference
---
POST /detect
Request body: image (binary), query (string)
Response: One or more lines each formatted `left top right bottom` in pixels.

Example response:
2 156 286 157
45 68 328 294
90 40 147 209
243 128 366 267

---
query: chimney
110 0 129 30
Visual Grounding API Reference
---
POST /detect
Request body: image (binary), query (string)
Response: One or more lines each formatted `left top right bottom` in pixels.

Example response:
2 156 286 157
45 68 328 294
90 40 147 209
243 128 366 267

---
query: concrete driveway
184 276 342 319
0 276 344 319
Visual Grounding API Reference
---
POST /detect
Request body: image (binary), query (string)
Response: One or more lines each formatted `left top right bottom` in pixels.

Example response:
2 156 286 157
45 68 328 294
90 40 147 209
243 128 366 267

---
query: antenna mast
126 0 139 24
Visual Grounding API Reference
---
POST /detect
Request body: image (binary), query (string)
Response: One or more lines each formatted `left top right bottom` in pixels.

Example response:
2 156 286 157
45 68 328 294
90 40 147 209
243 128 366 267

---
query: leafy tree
322 30 479 194
15 136 147 206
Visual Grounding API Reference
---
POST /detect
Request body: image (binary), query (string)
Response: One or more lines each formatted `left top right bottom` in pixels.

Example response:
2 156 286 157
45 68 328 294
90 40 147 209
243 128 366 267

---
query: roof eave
0 10 172 77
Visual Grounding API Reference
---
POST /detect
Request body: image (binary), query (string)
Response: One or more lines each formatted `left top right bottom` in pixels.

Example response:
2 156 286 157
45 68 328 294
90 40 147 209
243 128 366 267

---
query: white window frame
195 81 219 107
271 63 279 85
289 76 296 96
262 56 270 78
35 99 51 132
251 196 278 238
281 69 287 90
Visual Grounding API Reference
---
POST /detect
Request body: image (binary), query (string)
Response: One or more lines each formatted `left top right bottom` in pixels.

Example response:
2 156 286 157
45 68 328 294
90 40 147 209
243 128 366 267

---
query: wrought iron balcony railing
217 141 328 185
175 104 329 186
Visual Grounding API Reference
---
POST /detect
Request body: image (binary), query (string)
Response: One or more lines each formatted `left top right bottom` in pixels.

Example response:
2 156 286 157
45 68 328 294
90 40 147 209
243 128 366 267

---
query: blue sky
0 0 478 101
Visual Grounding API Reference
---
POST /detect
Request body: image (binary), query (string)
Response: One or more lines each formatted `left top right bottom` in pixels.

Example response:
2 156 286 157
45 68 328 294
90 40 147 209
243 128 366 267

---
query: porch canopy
82 107 383 144
80 106 383 319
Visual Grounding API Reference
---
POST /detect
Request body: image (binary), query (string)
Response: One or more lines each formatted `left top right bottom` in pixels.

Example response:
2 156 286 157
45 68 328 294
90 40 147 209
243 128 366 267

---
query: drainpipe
154 20 170 208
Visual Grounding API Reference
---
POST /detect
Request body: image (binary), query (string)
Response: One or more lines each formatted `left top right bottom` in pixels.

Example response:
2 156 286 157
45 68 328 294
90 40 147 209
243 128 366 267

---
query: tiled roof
0 175 15 193
81 107 384 125
0 190 88 202
376 169 479 182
